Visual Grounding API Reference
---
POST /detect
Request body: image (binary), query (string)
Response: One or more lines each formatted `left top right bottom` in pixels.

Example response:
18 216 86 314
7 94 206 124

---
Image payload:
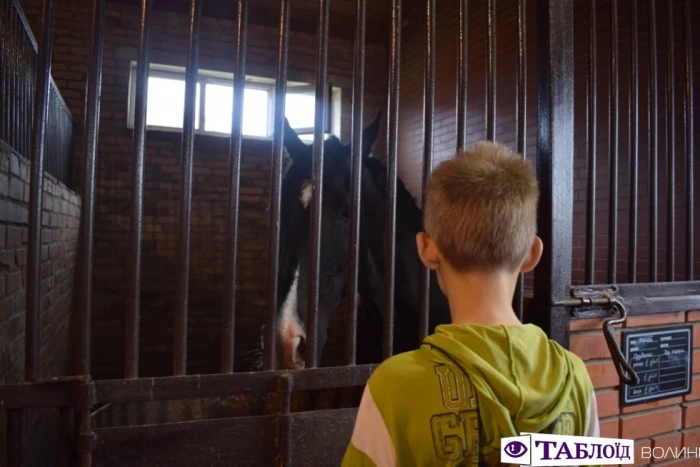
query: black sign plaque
620 325 693 407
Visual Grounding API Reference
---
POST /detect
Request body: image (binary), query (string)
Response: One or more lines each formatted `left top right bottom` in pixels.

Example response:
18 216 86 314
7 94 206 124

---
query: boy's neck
441 269 522 327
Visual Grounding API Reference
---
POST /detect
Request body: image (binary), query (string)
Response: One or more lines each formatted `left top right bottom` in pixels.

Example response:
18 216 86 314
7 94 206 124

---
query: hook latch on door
553 293 640 386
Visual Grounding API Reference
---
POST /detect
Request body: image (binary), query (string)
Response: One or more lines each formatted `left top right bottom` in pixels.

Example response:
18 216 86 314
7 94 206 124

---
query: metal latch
553 288 640 386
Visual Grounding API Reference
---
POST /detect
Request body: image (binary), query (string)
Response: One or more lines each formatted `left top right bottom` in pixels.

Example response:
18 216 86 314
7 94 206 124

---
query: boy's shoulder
366 348 438 398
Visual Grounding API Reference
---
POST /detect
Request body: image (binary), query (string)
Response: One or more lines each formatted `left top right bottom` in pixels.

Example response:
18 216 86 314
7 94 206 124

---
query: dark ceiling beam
107 0 390 44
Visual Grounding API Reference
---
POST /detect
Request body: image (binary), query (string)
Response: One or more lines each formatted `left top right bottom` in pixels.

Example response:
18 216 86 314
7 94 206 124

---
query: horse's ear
361 111 382 159
283 117 309 160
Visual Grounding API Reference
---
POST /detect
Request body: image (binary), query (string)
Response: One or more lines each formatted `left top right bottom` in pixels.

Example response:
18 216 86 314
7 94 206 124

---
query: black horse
254 112 451 370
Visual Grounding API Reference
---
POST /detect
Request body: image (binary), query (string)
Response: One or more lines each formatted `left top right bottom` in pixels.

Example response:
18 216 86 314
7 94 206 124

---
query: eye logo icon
504 441 528 458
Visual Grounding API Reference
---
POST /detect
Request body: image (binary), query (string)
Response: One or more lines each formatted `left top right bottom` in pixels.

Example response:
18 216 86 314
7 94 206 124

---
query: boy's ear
416 232 440 270
519 236 543 273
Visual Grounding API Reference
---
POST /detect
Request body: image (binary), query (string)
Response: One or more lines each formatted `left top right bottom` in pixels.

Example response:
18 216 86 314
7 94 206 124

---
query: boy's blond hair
423 141 540 273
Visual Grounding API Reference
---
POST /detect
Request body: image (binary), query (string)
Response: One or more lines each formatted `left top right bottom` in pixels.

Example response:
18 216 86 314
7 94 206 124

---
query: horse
251 111 451 370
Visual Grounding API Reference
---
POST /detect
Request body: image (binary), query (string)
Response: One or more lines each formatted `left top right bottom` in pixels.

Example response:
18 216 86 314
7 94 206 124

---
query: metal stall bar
222 0 248 374
628 0 639 283
607 0 618 285
666 1 675 282
533 0 574 347
648 0 658 282
173 0 202 376
486 0 495 141
418 0 436 342
585 0 596 285
685 0 694 280
347 0 367 365
307 0 330 368
264 0 291 371
456 0 468 151
383 0 402 360
6 2 16 149
25 0 55 385
125 0 154 380
0 1 6 144
513 0 527 320
78 2 106 463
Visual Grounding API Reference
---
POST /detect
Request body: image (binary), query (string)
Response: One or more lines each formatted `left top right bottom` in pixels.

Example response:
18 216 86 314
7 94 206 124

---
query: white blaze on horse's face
277 265 306 369
300 180 312 208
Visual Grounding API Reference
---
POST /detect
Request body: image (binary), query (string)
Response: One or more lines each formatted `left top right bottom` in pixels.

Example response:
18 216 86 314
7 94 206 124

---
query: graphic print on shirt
430 364 481 466
544 399 577 435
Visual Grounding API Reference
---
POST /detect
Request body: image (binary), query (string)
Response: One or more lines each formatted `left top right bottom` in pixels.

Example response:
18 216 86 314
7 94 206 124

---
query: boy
341 141 599 466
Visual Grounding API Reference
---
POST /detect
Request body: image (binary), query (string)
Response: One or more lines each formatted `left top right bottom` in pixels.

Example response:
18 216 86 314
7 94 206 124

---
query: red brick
681 426 700 447
596 389 621 418
651 431 683 464
571 317 624 332
620 408 682 440
656 459 700 467
600 417 620 439
626 312 686 328
683 402 700 428
632 438 652 467
622 397 683 414
587 361 621 389
693 350 700 375
571 331 622 361
684 376 700 402
686 311 700 323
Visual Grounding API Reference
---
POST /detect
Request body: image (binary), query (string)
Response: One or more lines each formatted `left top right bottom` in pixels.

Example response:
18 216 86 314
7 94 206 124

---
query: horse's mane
362 155 424 232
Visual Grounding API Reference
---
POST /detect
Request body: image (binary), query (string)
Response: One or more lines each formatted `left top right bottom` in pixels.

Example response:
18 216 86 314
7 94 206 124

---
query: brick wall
397 0 700 286
0 146 81 467
571 311 700 467
19 0 389 378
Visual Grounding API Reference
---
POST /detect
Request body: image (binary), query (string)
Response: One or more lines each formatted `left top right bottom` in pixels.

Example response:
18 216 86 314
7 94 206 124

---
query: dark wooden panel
290 408 358 466
93 415 276 467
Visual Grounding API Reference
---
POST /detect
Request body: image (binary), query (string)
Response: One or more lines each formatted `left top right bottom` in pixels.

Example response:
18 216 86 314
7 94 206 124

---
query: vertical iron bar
585 0 596 285
264 0 291 371
486 0 496 141
607 0 618 285
628 0 638 283
0 1 6 144
125 0 153 380
347 0 366 366
666 1 675 281
25 0 55 383
418 0 435 342
222 0 248 374
513 0 526 319
173 0 202 376
10 4 17 150
307 0 330 369
77 0 106 378
533 0 574 347
7 410 21 467
649 0 658 282
383 0 401 360
684 0 694 280
456 0 468 151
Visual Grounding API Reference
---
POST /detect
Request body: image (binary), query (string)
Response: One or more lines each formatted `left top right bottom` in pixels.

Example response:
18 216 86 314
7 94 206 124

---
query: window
126 62 342 141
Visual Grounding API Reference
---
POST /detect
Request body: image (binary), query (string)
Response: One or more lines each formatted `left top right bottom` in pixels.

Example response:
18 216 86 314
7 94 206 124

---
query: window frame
126 62 342 141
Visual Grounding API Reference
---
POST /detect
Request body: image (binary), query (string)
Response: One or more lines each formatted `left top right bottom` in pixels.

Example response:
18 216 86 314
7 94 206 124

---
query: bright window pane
204 84 232 133
146 76 200 129
242 88 269 137
204 84 269 137
285 93 315 129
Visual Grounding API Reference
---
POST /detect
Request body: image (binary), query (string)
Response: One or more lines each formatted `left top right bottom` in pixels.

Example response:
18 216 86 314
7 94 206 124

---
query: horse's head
259 112 382 370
